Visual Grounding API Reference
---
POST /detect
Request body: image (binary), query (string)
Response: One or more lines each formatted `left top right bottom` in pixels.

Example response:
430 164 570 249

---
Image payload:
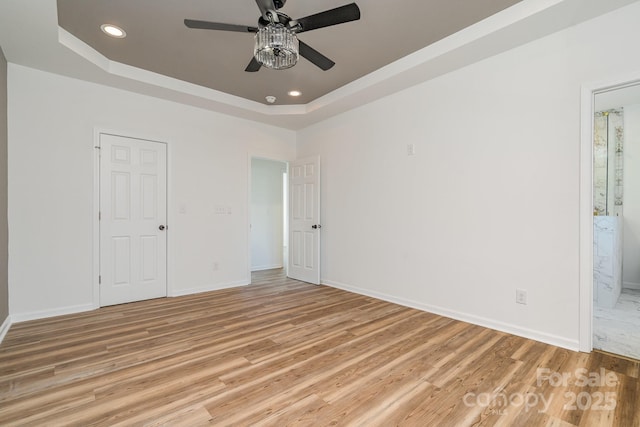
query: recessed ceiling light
265 96 277 104
101 24 126 38
288 90 302 97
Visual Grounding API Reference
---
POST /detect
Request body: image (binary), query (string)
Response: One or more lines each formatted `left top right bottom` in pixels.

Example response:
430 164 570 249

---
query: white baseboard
169 279 249 297
11 303 97 323
0 315 11 345
10 280 253 322
251 264 283 272
623 281 640 290
321 278 579 352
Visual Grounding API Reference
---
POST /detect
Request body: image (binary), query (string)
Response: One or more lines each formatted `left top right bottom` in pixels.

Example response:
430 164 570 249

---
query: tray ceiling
56 0 522 105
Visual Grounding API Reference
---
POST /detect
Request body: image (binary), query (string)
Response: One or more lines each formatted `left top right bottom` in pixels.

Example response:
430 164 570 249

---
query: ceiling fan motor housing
259 12 295 29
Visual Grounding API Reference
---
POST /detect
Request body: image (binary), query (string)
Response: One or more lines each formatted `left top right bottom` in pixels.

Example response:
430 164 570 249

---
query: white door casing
288 156 321 284
99 133 167 306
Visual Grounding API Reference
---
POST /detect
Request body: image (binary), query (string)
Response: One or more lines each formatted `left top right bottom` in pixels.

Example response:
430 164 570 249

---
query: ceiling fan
184 0 361 71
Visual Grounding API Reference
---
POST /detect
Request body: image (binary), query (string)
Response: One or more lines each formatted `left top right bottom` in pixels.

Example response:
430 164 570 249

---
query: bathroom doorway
592 83 640 360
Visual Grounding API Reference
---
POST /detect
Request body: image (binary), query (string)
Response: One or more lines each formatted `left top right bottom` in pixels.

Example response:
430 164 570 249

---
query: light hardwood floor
1 269 639 426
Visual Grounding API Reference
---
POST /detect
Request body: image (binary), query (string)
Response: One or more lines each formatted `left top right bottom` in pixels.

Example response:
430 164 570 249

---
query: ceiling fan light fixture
254 24 298 70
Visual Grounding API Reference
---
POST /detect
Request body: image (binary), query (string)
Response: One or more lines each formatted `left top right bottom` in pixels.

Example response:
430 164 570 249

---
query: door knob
312 224 322 229
159 225 166 231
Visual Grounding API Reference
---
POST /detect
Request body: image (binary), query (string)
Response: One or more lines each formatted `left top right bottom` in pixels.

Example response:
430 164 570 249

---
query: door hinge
98 275 101 285
99 211 101 220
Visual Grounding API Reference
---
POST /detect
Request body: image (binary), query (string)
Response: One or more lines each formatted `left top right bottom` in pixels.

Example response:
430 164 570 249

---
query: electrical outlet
516 289 527 305
407 143 416 156
212 262 219 271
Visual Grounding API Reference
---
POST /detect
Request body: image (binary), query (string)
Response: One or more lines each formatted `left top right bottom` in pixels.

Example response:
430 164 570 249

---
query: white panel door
99 133 167 306
288 156 320 284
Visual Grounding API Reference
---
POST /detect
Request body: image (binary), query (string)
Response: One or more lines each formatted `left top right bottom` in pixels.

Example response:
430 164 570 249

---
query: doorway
250 158 288 274
590 83 640 359
98 133 168 306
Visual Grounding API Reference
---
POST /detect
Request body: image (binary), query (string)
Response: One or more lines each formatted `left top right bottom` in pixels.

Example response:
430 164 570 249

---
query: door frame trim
579 72 640 352
92 128 172 307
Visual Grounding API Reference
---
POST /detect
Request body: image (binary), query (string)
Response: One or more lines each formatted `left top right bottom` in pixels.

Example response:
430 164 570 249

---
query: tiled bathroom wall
593 109 624 216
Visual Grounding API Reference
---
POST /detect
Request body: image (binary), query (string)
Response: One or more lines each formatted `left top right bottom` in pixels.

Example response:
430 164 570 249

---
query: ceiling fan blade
254 0 277 20
184 19 257 33
245 56 262 72
296 3 360 33
299 41 335 71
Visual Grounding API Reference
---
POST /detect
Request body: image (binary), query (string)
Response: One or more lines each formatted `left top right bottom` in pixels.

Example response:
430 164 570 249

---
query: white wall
251 158 285 271
623 103 640 288
8 64 295 320
297 2 640 350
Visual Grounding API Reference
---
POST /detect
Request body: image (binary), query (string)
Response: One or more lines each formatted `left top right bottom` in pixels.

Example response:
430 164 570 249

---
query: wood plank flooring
1 269 639 426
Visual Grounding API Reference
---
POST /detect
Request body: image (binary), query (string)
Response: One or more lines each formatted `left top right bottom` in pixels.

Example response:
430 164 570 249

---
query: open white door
99 133 167 306
288 156 321 284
